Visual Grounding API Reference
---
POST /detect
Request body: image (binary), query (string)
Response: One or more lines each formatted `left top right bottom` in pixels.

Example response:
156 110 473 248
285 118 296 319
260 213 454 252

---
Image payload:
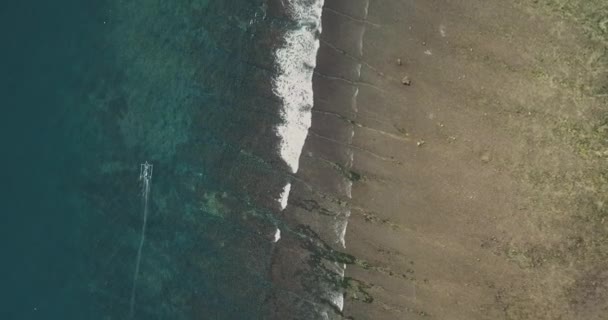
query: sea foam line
272 0 359 314
273 0 324 175
272 0 324 237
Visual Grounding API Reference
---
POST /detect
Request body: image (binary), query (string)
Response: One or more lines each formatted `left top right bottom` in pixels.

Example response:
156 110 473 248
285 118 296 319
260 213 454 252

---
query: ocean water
0 0 332 319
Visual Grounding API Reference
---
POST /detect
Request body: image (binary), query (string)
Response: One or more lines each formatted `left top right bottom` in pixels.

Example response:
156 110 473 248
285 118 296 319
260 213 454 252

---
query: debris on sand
417 140 425 147
397 58 402 66
401 76 412 86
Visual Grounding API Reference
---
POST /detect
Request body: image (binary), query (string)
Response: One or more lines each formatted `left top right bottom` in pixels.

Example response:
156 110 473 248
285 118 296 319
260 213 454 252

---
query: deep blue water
0 1 293 319
0 2 102 318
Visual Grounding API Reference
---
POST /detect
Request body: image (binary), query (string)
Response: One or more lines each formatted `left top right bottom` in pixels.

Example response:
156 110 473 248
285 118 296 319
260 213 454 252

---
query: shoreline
265 0 369 317
271 0 608 318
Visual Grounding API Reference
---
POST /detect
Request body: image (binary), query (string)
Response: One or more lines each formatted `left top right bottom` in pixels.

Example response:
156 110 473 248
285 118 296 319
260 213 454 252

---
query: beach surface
290 0 608 318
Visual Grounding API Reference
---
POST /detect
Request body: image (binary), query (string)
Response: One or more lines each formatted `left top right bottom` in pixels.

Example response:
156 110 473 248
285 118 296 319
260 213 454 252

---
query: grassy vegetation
489 1 608 316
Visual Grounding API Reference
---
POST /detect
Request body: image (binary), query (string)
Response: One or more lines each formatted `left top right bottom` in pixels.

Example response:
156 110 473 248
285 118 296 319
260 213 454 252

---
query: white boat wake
129 161 153 319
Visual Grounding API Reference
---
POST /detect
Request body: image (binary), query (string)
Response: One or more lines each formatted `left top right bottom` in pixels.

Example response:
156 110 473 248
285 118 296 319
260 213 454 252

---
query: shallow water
0 0 350 318
0 0 295 318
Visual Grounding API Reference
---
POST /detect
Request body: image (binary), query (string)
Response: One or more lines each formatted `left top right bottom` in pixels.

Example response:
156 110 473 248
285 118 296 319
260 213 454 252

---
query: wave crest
273 0 324 174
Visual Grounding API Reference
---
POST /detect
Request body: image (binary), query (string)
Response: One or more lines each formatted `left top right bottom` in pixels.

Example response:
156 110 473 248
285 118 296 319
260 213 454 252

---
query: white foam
331 291 345 311
278 183 291 210
273 0 324 174
272 0 352 314
272 0 324 212
273 228 281 243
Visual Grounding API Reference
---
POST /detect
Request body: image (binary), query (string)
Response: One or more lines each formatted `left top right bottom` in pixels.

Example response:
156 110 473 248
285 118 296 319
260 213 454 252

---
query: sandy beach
268 0 608 319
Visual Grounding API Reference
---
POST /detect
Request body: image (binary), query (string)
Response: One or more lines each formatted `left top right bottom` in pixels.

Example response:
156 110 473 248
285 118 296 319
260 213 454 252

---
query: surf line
272 0 325 242
129 161 153 318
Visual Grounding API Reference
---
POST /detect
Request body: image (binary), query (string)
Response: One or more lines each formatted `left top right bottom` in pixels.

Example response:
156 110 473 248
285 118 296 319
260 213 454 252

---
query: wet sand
309 0 608 319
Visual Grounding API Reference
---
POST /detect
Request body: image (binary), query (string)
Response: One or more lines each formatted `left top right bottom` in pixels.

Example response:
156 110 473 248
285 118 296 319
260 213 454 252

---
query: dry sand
306 0 608 319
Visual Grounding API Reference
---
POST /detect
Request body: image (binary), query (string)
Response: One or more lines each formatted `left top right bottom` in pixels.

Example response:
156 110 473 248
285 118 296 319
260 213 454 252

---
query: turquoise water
0 1 294 318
